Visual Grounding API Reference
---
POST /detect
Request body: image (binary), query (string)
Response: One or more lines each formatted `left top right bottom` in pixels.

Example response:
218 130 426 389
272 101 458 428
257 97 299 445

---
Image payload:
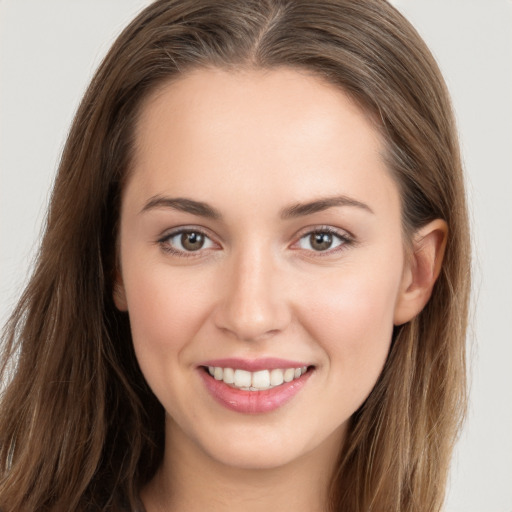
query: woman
0 1 470 511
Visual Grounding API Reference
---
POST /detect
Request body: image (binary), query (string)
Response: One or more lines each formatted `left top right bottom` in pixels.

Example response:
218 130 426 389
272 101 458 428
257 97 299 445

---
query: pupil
311 232 332 251
181 232 204 251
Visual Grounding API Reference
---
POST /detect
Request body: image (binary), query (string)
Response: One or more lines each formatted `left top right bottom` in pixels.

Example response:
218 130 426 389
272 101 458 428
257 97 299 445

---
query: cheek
121 261 220 418
121 260 214 362
297 261 402 391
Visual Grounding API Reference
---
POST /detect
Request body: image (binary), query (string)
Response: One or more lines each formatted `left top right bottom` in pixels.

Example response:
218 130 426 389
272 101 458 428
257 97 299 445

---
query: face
115 67 409 470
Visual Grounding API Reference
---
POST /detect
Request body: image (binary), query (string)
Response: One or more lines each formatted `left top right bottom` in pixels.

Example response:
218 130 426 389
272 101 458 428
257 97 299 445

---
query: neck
142 415 345 512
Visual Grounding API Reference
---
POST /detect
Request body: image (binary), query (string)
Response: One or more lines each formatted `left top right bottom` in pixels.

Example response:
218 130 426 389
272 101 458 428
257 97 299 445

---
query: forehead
127 67 398 218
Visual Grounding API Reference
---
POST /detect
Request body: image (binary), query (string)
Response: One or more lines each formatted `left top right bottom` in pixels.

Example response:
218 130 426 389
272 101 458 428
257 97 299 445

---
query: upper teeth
207 366 308 391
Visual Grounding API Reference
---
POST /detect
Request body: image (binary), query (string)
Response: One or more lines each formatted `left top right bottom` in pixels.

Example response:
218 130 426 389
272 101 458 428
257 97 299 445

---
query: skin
114 67 446 511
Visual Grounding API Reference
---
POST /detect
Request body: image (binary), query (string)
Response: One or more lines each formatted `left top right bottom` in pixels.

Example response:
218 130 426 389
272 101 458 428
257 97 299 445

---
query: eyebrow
140 194 373 219
140 196 222 219
280 195 374 218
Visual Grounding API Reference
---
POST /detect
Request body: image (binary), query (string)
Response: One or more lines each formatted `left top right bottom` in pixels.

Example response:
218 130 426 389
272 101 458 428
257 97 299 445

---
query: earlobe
393 219 448 326
113 270 128 311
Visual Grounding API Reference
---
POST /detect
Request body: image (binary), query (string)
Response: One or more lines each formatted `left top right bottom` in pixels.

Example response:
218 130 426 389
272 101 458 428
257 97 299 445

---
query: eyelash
157 227 218 258
157 225 354 259
293 226 354 257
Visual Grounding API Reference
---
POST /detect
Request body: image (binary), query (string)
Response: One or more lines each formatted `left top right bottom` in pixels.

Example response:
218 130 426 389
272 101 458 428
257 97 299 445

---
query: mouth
198 359 315 414
202 365 310 391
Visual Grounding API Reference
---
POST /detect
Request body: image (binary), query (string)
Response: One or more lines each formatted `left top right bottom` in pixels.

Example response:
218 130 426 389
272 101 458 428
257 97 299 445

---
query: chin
189 419 347 472
210 445 301 471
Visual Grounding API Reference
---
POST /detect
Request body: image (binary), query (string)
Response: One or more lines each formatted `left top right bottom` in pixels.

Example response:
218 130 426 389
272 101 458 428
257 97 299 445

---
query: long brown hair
0 1 470 510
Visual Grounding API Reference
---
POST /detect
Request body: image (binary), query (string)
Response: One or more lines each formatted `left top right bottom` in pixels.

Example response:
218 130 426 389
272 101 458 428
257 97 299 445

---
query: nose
213 246 291 342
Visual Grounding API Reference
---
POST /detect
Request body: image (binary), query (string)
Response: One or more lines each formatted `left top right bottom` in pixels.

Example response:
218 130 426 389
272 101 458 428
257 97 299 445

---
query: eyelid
156 224 355 258
290 225 355 254
157 225 221 257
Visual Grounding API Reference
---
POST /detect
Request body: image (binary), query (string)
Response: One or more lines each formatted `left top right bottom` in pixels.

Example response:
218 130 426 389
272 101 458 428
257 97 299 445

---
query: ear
393 219 448 326
113 269 128 311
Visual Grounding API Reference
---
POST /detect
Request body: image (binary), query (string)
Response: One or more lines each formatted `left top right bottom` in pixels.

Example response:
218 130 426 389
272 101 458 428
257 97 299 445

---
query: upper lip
199 357 312 372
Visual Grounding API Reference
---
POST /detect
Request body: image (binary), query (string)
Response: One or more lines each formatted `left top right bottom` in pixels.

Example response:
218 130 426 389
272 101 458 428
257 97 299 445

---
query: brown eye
160 229 216 255
309 232 333 251
181 232 205 251
296 229 348 253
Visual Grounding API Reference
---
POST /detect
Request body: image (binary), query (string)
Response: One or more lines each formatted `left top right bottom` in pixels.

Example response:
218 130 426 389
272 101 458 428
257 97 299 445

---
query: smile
206 366 308 391
199 359 314 414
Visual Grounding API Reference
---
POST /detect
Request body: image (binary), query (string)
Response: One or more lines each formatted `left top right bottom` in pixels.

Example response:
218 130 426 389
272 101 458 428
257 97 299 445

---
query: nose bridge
215 239 290 341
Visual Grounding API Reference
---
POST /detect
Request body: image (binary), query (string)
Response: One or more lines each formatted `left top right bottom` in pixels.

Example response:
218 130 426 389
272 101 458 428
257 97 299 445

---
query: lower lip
199 368 313 414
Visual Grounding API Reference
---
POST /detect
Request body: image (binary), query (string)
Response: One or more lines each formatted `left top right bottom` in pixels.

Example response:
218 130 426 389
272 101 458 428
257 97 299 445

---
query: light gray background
1 1 511 511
